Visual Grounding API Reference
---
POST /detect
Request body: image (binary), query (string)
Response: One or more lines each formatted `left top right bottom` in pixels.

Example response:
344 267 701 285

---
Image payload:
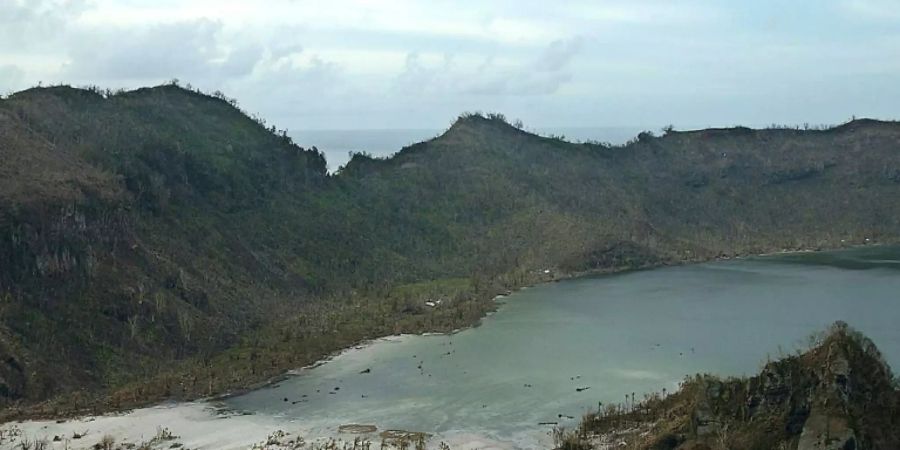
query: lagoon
224 246 900 448
6 247 899 449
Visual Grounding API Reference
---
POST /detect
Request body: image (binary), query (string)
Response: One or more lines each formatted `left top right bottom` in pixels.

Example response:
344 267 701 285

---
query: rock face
717 322 897 449
796 348 858 450
797 412 856 450
578 322 900 450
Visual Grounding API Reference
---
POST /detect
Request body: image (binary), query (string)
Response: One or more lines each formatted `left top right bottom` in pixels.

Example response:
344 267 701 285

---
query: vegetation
566 322 900 449
1 83 900 417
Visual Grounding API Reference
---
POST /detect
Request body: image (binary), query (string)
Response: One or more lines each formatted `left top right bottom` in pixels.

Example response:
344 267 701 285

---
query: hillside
565 322 900 449
1 84 900 413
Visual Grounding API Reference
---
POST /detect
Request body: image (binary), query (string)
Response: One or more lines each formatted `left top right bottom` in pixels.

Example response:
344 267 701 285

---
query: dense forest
1 83 899 415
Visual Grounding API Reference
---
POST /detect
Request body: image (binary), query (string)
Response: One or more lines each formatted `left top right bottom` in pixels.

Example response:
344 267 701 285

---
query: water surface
227 246 900 448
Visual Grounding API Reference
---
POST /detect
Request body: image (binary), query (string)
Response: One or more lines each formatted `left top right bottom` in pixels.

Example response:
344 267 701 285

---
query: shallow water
225 246 900 448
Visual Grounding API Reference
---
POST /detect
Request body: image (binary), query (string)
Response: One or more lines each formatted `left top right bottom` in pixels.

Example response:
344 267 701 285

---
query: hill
1 84 899 413
564 321 900 449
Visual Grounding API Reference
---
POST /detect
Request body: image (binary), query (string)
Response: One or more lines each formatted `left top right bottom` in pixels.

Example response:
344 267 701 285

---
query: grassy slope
1 85 899 413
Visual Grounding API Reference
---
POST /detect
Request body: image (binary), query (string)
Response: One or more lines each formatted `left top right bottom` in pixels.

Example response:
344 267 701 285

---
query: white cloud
1 0 898 129
0 0 89 45
572 1 722 25
533 37 584 72
387 37 584 98
839 0 900 20
63 20 231 82
0 65 26 93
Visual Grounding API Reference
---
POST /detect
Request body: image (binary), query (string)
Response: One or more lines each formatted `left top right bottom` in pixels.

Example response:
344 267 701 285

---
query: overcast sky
2 0 899 130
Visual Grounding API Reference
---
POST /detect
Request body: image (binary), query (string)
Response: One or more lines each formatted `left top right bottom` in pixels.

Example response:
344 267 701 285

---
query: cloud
265 56 343 91
270 43 305 63
463 37 584 95
62 19 263 84
0 65 26 93
392 52 458 95
233 53 351 125
574 1 722 25
387 36 584 98
533 37 584 72
2 0 899 129
839 0 900 20
0 0 89 51
463 70 574 96
219 44 266 77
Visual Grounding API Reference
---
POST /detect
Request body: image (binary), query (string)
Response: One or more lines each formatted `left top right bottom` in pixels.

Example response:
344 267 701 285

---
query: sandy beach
0 334 539 450
0 401 535 450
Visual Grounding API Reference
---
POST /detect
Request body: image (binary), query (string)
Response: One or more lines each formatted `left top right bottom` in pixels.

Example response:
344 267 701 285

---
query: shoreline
0 240 894 450
2 239 887 424
0 334 548 450
208 333 444 403
0 403 540 450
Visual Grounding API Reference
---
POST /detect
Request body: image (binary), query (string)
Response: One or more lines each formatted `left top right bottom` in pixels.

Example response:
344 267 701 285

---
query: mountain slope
1 84 899 410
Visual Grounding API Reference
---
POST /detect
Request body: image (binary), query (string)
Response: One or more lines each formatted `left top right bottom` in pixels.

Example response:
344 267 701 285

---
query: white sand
0 402 297 450
0 335 551 449
0 338 528 449
0 403 542 450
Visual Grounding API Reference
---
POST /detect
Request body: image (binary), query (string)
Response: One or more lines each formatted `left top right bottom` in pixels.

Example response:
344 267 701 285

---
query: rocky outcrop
577 322 900 450
797 411 856 450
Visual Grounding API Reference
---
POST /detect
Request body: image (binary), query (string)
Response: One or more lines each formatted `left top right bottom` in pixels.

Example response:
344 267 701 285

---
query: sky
1 0 899 130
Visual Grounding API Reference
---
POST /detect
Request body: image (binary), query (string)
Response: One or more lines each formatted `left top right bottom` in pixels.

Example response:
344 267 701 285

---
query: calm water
226 247 900 448
291 127 646 172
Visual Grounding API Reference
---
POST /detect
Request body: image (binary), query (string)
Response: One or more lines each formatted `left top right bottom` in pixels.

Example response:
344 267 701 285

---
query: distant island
1 82 899 421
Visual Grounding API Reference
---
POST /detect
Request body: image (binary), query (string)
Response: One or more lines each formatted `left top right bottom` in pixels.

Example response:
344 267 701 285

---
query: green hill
1 84 899 413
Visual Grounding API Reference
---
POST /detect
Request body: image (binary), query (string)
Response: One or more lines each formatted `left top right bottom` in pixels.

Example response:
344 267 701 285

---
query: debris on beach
338 424 378 434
